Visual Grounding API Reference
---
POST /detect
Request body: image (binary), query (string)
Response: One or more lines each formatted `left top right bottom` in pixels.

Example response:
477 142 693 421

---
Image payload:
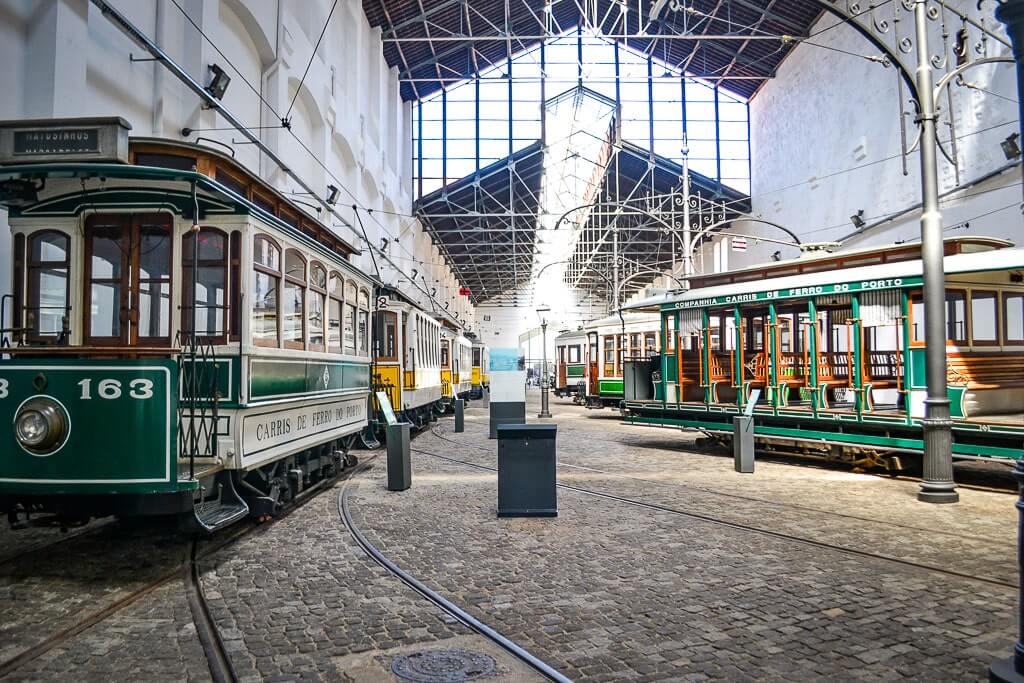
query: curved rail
0 456 373 677
186 539 238 683
338 482 574 683
411 443 1015 591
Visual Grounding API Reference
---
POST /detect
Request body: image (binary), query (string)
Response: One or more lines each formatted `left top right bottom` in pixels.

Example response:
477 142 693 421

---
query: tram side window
26 231 71 339
343 280 357 353
358 289 370 356
569 345 581 363
328 272 343 352
603 336 615 373
308 263 326 350
971 291 998 344
1005 293 1024 343
252 235 280 346
910 291 967 344
645 333 657 356
473 347 481 366
282 250 306 349
442 341 450 367
182 228 228 342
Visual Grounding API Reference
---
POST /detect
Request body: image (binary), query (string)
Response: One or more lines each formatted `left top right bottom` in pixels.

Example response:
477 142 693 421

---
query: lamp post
537 305 552 418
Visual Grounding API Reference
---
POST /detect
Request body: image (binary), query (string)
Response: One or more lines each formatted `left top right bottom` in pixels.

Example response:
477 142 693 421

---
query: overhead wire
284 0 339 125
168 0 467 323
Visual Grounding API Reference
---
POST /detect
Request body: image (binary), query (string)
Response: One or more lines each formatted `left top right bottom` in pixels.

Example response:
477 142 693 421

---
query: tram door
586 332 599 395
84 213 173 346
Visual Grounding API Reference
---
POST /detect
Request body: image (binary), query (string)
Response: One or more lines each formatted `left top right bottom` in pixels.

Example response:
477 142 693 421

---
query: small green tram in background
622 237 1024 468
582 312 661 408
553 329 586 401
0 119 377 531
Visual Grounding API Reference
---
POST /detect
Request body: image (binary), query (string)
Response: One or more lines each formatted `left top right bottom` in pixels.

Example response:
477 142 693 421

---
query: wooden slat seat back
946 353 1024 390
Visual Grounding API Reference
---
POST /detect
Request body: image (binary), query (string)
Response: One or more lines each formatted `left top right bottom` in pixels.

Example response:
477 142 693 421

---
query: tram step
193 472 250 533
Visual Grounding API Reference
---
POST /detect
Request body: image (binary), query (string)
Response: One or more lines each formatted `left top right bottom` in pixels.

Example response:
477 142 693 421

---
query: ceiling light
206 64 231 100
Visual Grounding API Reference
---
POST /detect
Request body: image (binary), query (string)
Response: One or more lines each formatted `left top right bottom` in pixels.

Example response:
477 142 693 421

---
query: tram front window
182 229 227 339
27 232 70 338
137 221 171 340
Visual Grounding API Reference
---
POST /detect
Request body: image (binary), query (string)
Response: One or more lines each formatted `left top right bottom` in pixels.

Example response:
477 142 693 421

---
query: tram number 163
77 378 155 400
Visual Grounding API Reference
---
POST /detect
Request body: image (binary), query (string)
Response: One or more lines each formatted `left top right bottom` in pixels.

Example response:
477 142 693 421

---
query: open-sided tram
622 237 1024 467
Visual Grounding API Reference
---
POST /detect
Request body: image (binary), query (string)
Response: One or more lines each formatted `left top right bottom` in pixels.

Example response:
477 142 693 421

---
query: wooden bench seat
947 355 1024 390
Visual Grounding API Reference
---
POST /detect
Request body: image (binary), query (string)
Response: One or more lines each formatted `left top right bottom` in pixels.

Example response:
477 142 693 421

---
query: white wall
0 0 474 331
732 5 1021 268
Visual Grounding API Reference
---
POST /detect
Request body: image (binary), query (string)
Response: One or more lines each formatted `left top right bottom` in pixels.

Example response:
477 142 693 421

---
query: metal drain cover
391 648 497 682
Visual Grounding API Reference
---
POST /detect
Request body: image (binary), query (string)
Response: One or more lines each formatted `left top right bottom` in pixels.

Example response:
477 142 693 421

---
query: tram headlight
14 398 67 454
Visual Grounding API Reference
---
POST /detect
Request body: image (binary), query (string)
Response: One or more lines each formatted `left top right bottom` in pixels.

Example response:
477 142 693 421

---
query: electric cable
284 0 339 124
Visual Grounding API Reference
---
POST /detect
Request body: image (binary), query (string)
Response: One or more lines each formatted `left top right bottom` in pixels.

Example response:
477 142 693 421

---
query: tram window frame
308 262 327 351
134 216 173 350
378 310 398 360
569 345 581 363
442 339 450 368
358 288 370 357
281 249 307 349
1005 292 1024 343
327 272 343 352
603 335 615 375
644 333 657 356
910 291 969 346
25 230 71 342
181 227 229 344
229 231 241 341
969 290 999 346
473 347 481 366
343 280 357 354
252 234 282 348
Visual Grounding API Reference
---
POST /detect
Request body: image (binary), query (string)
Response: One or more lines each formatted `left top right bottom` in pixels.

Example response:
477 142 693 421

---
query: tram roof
623 244 1024 312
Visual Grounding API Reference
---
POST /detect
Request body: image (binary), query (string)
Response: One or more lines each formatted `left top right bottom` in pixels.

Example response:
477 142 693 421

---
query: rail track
338 475 573 683
0 519 117 568
0 456 374 680
428 424 1011 546
413 437 1017 592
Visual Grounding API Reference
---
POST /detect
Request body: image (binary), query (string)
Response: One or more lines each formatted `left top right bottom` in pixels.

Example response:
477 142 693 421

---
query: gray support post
455 398 465 433
990 4 1024 680
733 415 754 474
912 0 958 505
386 422 411 491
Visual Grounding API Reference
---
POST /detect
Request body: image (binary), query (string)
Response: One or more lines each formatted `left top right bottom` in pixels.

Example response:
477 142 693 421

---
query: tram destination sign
665 276 923 310
0 117 131 164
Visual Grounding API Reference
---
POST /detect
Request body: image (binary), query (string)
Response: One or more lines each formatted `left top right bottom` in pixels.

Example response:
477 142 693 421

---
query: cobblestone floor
0 393 1017 681
346 393 1018 681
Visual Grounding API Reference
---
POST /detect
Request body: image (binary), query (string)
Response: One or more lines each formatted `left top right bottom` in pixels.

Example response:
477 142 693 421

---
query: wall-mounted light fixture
850 209 866 229
1002 132 1021 160
206 64 231 100
326 184 340 206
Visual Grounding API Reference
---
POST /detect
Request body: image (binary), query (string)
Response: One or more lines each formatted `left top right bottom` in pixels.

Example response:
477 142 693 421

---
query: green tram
621 237 1024 468
0 122 375 531
583 312 661 408
553 329 586 401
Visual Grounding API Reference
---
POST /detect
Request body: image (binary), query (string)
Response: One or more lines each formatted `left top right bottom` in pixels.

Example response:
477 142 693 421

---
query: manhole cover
391 648 497 682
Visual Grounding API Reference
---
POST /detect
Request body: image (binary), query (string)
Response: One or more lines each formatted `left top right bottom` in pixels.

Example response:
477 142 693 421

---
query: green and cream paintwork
0 161 375 501
583 312 661 405
622 244 1024 461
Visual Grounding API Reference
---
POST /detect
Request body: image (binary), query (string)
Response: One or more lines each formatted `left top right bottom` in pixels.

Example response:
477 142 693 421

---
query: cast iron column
913 0 958 504
989 5 1024 680
539 319 552 418
998 0 1024 205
